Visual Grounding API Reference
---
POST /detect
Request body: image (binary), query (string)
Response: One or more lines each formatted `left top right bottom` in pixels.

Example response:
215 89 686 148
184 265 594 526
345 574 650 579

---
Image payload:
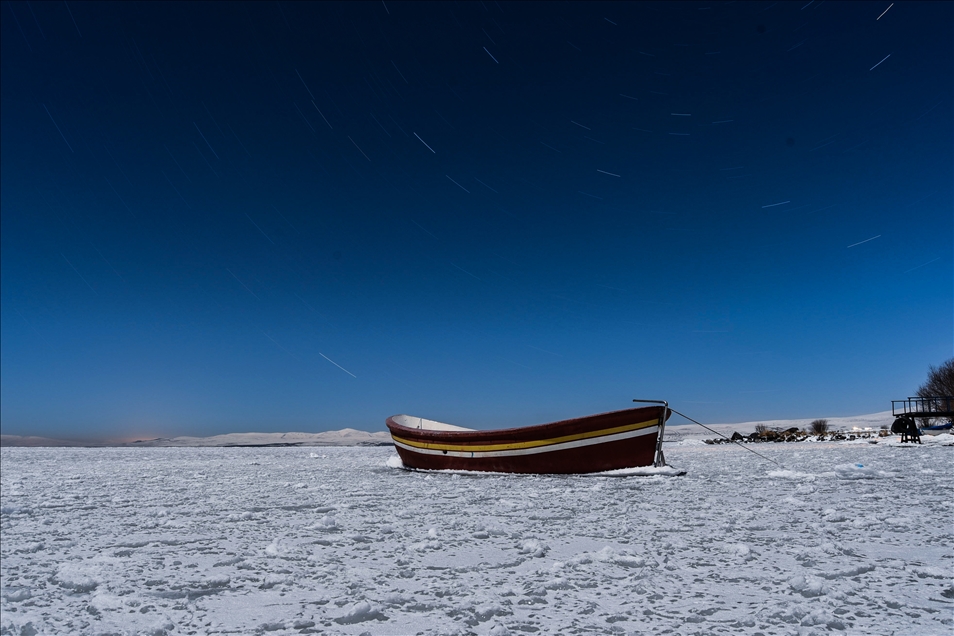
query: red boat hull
386 406 667 474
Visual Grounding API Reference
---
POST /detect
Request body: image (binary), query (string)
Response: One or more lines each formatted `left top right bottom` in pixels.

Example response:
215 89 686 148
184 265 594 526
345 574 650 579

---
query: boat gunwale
385 405 667 443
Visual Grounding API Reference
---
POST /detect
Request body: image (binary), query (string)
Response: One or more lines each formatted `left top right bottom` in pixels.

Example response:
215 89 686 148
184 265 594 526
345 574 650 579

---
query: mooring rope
668 407 784 468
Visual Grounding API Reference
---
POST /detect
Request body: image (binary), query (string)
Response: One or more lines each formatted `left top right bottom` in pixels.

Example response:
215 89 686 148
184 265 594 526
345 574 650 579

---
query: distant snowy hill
129 428 393 447
0 429 392 448
0 435 84 447
1 412 906 447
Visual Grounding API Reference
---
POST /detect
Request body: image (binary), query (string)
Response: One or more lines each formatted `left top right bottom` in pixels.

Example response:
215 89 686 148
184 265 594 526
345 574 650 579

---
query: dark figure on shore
892 417 921 443
891 417 906 435
906 418 921 444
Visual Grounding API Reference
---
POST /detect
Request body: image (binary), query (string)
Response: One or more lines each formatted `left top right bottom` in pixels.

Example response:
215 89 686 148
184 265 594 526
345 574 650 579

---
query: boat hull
386 406 667 474
921 422 953 435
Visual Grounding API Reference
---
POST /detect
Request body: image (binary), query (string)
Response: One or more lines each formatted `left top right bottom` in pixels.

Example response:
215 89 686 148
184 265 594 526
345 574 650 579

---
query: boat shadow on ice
384 454 686 478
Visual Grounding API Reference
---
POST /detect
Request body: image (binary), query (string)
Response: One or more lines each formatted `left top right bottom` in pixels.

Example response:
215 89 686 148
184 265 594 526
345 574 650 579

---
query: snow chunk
568 546 644 568
88 591 124 613
596 464 686 476
310 515 338 531
819 564 875 580
141 619 176 636
789 574 827 597
383 591 411 605
265 538 291 556
727 543 751 558
668 438 709 446
2 587 32 602
334 600 386 624
260 574 291 589
474 601 510 621
408 539 441 552
822 509 848 522
517 538 548 557
14 541 44 554
386 455 404 469
192 574 230 589
834 463 883 479
594 546 645 568
258 621 285 632
0 505 31 516
767 469 815 481
909 566 948 579
52 564 100 593
799 608 844 630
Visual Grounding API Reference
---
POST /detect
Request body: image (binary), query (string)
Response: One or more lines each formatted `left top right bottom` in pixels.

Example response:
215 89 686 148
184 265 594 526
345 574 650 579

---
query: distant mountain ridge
3 412 907 448
0 428 392 448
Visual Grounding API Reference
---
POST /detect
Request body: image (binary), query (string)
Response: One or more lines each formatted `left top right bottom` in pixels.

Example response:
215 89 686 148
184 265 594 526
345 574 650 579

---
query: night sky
1 1 951 441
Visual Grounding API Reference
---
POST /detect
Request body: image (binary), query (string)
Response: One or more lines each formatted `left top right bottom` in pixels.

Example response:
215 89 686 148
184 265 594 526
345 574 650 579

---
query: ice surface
1 441 952 635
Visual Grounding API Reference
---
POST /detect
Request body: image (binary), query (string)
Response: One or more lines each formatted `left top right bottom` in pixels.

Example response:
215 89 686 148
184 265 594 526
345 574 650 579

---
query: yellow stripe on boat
391 418 660 453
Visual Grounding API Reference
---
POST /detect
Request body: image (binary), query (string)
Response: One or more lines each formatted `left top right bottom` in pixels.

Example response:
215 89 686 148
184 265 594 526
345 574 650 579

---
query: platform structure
891 396 954 421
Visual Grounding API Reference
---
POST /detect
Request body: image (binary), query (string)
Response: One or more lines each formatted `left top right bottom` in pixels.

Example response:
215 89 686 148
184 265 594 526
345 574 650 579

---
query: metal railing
891 396 954 417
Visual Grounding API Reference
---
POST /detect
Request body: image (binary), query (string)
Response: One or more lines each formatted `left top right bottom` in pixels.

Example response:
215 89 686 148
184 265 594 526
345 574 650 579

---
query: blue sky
1 1 951 440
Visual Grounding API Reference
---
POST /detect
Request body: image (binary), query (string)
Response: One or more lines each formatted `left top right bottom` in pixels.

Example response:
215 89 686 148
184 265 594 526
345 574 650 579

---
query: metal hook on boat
632 399 670 467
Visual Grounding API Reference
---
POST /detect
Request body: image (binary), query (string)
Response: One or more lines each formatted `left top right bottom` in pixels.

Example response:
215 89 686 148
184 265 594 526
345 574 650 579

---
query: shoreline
3 410 950 449
2 433 950 449
0 429 393 448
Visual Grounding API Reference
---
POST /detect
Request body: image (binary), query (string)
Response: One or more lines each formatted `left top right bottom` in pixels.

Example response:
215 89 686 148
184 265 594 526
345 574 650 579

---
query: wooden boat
920 421 953 435
386 404 670 474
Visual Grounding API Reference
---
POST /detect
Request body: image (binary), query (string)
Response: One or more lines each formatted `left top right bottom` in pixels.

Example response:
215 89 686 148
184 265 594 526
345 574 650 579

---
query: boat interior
391 414 475 432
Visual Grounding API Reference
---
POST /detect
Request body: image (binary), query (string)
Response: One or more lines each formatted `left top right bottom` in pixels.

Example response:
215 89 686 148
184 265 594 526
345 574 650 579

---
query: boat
920 421 953 435
385 403 670 474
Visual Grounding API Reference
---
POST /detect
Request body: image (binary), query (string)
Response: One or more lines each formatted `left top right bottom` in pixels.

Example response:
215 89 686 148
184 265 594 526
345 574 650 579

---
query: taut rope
668 407 784 469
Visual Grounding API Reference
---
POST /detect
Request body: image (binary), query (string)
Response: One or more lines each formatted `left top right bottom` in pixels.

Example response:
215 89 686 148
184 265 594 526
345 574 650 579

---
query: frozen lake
1 441 951 635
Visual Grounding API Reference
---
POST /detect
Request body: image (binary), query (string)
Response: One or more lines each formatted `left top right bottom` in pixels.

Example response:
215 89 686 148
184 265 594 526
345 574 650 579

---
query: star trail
1 1 950 441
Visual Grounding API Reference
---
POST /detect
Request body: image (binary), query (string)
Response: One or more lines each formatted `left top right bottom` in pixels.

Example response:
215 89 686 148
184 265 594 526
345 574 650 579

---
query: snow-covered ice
1 440 951 635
